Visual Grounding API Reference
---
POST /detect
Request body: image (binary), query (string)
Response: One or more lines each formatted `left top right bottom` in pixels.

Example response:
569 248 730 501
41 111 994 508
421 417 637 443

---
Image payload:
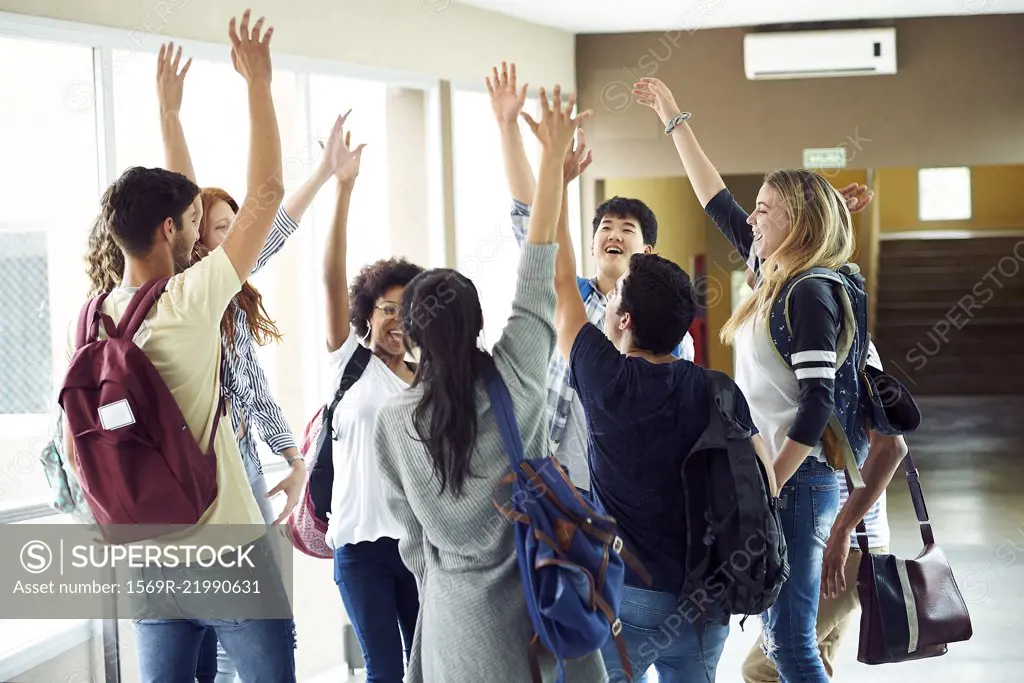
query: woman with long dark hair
372 87 606 682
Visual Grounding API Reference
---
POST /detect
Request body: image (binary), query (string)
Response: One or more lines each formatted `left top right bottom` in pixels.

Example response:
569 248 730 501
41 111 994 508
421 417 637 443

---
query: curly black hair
349 257 425 339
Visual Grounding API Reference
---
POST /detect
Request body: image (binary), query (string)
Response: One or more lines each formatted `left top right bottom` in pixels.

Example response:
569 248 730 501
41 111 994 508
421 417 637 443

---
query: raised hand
156 42 191 115
521 86 591 157
322 113 367 185
632 77 681 125
486 61 528 125
838 182 874 214
228 9 274 85
563 128 593 186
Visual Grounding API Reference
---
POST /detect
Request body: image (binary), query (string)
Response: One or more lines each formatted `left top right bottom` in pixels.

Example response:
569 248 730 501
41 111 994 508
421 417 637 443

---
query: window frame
0 11 440 679
0 10 437 520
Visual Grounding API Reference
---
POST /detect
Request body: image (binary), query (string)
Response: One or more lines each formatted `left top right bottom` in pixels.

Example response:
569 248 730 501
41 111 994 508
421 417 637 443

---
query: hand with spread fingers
228 9 274 85
486 61 529 126
156 42 191 115
521 85 592 157
563 128 593 186
838 182 874 214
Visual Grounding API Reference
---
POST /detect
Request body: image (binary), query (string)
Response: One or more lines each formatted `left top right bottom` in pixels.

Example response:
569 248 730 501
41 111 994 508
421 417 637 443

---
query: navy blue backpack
483 357 650 683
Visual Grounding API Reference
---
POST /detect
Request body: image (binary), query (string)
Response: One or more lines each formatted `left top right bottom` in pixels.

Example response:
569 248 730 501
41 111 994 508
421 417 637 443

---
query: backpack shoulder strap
324 343 373 439
76 293 114 349
482 355 525 471
117 278 170 340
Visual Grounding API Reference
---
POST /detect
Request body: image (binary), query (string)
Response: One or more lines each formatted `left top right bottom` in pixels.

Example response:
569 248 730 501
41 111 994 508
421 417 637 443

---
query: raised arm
487 62 535 205
632 77 724 208
218 11 285 282
555 129 593 361
283 115 350 223
156 43 197 183
520 87 589 245
321 115 366 352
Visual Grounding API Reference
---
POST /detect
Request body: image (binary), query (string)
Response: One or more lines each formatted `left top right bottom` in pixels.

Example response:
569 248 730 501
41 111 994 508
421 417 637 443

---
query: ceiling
456 0 1024 33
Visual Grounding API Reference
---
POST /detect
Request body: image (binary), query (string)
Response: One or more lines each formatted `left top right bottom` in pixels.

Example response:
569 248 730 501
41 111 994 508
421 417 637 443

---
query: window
451 90 582 348
0 35 100 510
307 75 391 401
111 49 302 201
307 74 391 279
919 167 972 221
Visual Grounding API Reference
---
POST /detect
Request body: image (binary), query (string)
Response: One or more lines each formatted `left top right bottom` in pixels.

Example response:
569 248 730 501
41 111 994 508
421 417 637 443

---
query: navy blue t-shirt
569 323 757 594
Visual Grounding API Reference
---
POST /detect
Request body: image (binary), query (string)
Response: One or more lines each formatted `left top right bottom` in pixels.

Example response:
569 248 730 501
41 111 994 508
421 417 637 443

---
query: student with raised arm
63 11 296 681
373 87 606 683
487 62 693 494
632 76 896 683
317 121 423 682
549 131 765 681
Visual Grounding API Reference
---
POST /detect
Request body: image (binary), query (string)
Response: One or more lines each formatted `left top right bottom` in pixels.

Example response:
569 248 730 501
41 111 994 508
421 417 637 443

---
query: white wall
0 0 576 90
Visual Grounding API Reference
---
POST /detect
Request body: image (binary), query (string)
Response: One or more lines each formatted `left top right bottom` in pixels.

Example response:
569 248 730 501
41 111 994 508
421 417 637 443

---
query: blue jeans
134 617 295 683
196 470 278 682
761 458 840 683
599 585 729 683
334 537 419 683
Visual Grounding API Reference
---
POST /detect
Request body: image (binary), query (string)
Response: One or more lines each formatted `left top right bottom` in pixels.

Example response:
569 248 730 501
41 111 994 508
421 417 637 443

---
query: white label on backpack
98 399 135 431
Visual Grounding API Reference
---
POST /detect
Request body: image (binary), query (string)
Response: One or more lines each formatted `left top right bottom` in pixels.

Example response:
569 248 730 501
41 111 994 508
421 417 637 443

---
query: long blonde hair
721 169 855 344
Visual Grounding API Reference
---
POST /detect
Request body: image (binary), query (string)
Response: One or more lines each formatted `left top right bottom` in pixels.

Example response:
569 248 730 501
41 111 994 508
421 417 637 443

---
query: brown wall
576 15 1024 183
879 165 1024 232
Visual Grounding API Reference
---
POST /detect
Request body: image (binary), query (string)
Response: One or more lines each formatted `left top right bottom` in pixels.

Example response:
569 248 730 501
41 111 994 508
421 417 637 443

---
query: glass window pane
919 167 972 221
307 75 391 399
111 49 301 200
0 35 99 510
452 91 585 348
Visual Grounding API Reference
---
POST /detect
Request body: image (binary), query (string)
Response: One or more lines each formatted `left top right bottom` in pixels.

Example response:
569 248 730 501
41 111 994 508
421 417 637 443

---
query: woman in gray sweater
373 87 606 683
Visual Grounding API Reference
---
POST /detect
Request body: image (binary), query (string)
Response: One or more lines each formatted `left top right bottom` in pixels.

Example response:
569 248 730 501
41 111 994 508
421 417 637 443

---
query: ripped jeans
760 458 839 683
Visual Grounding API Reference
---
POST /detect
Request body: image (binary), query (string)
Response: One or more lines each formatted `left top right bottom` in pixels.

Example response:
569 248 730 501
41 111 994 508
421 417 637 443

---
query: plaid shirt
510 200 694 448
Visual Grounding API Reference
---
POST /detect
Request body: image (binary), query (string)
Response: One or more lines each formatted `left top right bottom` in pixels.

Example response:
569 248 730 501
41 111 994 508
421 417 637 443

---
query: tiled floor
320 396 1021 682
709 395 1023 682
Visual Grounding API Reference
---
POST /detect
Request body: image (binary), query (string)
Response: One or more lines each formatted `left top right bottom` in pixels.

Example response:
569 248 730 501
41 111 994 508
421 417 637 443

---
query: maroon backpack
58 278 224 543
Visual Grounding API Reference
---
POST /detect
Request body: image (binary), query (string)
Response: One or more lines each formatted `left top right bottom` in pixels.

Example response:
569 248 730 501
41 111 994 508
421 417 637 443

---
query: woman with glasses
319 117 424 683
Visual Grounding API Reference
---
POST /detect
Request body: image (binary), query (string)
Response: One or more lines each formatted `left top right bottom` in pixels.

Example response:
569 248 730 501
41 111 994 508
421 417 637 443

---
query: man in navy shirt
550 164 762 681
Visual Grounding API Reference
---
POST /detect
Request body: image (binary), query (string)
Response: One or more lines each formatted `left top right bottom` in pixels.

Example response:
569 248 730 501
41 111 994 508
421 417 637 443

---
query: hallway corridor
713 395 1023 682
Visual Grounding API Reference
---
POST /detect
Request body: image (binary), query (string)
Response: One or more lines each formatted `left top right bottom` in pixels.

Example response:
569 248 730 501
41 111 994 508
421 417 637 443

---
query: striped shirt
509 200 695 489
222 206 300 480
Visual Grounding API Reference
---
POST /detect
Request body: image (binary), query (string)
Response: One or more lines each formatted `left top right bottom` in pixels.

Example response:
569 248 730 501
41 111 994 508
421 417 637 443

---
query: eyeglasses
375 303 401 319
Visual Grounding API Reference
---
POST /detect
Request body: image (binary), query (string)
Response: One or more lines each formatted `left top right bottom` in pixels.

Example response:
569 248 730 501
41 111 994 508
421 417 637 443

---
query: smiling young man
487 62 694 491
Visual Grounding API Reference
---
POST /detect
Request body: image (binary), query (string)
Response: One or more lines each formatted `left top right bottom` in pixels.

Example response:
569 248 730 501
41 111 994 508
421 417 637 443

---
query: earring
362 322 372 344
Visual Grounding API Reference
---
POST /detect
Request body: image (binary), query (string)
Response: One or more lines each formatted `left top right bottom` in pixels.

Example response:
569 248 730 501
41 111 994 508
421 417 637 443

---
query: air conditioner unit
744 28 897 80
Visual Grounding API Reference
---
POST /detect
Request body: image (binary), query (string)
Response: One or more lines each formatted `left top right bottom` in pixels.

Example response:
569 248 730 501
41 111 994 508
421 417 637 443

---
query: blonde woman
634 77 879 683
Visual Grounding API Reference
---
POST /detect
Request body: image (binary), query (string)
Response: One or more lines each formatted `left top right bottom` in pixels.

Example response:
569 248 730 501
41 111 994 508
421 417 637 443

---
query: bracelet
664 111 692 135
284 454 303 466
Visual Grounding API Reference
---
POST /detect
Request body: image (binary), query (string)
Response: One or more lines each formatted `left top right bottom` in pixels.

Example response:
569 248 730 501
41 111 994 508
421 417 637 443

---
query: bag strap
117 278 171 340
326 344 373 439
482 355 525 471
847 448 932 553
205 347 230 458
76 293 115 349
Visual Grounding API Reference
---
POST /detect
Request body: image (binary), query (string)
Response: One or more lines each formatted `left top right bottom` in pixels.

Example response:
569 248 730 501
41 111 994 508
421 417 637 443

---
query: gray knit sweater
373 243 609 683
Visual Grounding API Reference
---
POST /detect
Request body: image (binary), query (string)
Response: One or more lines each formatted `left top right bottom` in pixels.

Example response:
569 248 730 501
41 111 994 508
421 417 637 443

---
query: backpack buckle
612 536 623 554
611 619 622 637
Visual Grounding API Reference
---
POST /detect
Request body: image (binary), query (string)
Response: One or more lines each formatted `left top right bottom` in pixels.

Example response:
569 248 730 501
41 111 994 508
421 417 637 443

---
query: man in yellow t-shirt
61 12 297 682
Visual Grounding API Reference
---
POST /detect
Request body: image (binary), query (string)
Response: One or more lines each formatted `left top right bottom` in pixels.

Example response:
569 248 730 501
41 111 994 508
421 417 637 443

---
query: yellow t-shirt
66 247 264 545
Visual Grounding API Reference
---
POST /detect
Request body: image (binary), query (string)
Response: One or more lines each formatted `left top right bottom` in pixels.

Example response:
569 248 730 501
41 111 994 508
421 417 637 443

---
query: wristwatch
664 111 692 135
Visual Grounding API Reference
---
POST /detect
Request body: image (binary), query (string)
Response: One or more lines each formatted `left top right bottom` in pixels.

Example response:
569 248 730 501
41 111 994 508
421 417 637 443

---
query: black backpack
679 369 788 624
